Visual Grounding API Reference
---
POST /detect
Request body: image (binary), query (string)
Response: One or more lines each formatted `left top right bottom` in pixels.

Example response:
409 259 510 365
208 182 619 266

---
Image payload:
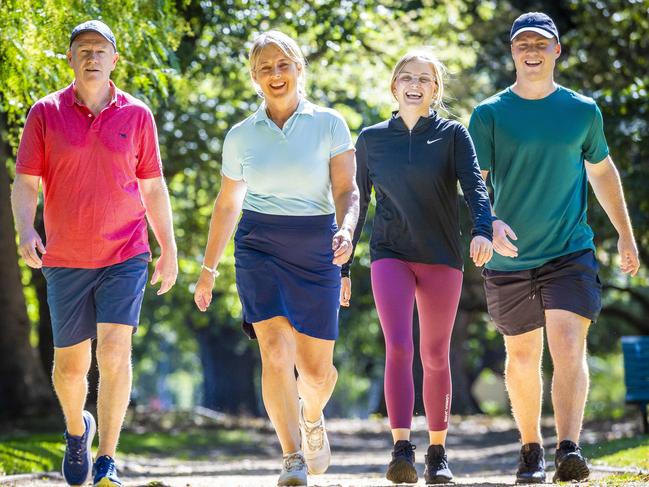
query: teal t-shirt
221 99 354 216
468 86 609 271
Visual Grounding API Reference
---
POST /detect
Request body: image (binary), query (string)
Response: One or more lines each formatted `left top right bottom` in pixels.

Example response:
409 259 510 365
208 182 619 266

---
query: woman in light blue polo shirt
193 30 359 486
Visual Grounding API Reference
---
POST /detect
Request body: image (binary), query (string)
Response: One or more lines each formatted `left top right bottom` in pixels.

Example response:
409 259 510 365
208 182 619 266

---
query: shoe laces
393 440 416 462
558 440 580 454
521 446 543 468
427 445 448 470
64 432 87 464
94 455 117 477
557 440 585 463
283 453 306 472
304 420 324 450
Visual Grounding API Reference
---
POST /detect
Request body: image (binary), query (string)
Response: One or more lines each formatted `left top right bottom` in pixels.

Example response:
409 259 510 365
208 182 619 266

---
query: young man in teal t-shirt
469 12 639 484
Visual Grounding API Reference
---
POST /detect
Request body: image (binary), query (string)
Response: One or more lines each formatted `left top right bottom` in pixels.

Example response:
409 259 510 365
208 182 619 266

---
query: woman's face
252 44 301 102
392 60 437 110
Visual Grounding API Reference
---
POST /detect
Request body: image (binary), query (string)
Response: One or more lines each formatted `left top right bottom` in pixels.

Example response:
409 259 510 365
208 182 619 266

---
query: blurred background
1 0 647 427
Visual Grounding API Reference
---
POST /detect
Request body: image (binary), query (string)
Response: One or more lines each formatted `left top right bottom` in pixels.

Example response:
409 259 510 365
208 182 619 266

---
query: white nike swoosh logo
427 138 442 144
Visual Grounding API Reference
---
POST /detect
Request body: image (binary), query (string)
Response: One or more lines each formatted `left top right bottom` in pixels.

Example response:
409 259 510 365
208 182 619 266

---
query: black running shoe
515 443 546 484
424 444 453 484
386 440 418 484
553 440 590 482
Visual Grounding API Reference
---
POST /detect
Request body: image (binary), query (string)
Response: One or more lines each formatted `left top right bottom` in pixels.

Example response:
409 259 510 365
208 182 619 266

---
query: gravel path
1 416 640 486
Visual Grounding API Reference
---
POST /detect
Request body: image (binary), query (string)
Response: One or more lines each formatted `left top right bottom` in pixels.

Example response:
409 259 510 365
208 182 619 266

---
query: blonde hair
390 50 446 108
249 30 307 96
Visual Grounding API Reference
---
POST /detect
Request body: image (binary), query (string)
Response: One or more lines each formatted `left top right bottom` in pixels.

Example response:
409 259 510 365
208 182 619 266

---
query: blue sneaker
62 410 96 485
93 455 122 486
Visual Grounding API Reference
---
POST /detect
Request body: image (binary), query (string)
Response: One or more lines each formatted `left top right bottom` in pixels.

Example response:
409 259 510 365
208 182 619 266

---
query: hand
194 270 216 312
618 233 640 276
340 277 351 307
332 227 353 266
150 251 178 295
470 236 493 267
492 219 518 258
18 227 46 268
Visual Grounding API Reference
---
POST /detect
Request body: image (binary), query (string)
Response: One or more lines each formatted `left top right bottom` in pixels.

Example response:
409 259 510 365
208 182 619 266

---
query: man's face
511 32 560 81
67 32 118 85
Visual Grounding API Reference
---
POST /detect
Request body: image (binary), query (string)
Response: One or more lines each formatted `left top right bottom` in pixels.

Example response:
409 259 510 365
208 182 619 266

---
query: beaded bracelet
201 263 220 277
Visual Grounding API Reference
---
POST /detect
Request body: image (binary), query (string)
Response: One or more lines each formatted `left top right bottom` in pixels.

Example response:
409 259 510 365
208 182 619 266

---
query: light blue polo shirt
222 99 354 216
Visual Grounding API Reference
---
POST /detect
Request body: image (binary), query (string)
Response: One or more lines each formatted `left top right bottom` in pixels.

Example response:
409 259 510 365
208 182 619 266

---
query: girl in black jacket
343 50 493 484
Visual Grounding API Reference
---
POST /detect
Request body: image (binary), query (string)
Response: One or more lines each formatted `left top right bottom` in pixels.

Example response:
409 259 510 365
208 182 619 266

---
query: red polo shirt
16 81 163 268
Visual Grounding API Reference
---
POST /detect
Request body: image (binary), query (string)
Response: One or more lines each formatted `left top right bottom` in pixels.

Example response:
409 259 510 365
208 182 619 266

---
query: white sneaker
299 400 331 475
277 451 307 486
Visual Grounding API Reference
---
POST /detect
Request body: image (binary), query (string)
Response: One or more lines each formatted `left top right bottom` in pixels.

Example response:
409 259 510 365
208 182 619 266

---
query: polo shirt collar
253 97 314 125
63 80 124 108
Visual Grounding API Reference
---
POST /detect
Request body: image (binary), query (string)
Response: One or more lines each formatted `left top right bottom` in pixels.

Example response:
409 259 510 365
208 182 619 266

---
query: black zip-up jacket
342 111 492 277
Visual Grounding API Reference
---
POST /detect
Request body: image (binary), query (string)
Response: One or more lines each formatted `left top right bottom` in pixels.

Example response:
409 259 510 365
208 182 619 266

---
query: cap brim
511 27 555 40
70 29 116 49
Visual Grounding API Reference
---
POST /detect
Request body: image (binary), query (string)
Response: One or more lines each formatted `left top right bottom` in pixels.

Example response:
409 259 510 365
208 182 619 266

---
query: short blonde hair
390 50 446 108
249 30 307 96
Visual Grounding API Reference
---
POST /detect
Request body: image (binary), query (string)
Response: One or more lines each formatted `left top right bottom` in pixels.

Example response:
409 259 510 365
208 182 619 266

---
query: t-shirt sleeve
135 108 164 179
582 103 609 164
468 107 494 172
329 111 355 158
16 103 46 176
220 129 244 181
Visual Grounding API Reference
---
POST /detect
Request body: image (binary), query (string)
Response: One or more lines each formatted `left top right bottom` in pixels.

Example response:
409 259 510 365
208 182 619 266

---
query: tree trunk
195 316 261 415
33 213 54 376
0 114 55 417
450 309 482 414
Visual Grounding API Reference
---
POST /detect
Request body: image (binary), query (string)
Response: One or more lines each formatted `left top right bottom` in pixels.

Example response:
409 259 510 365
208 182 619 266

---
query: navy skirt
234 210 341 340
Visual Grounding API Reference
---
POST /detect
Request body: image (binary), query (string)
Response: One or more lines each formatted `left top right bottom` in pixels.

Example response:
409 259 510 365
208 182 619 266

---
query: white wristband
201 263 219 277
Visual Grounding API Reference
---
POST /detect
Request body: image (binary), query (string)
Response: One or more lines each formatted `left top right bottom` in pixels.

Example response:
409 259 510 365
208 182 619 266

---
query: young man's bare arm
586 156 639 276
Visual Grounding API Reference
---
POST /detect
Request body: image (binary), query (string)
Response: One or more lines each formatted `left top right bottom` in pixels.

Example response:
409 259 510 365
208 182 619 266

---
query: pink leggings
371 258 463 431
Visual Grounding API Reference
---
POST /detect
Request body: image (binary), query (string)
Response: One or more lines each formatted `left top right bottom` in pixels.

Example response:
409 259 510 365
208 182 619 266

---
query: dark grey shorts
42 253 149 348
483 249 602 336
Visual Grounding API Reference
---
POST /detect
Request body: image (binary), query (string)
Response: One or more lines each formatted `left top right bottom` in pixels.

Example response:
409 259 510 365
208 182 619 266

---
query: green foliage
582 435 649 470
586 352 627 420
0 428 251 474
0 0 188 132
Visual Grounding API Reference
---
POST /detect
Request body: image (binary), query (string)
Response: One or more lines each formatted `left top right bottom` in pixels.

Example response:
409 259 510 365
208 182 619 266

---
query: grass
580 435 649 485
583 435 649 470
0 428 251 476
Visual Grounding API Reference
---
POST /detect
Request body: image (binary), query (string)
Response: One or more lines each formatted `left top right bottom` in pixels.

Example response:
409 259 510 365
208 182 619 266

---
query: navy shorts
234 210 341 341
483 249 602 336
42 253 149 348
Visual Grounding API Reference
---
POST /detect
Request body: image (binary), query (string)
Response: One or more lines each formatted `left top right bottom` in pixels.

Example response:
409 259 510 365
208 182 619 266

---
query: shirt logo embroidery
119 133 127 138
427 138 442 145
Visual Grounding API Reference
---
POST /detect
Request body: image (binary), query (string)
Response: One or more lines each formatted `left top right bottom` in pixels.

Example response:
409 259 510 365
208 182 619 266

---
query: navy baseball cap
510 12 560 42
69 20 117 51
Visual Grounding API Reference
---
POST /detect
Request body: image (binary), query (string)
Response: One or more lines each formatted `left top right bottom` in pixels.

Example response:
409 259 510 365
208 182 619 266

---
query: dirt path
1 416 638 486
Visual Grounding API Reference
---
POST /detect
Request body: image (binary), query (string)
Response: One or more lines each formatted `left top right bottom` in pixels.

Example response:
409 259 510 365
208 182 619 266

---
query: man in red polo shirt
11 20 177 487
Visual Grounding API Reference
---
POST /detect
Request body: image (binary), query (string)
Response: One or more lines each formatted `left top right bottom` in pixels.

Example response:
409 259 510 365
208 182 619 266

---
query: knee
386 340 414 364
260 337 294 375
301 364 337 389
551 339 587 368
506 347 541 371
53 356 90 382
97 341 131 377
421 352 448 373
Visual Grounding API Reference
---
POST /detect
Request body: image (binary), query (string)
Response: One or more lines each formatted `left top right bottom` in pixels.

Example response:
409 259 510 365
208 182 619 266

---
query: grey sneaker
278 451 308 486
299 400 331 475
